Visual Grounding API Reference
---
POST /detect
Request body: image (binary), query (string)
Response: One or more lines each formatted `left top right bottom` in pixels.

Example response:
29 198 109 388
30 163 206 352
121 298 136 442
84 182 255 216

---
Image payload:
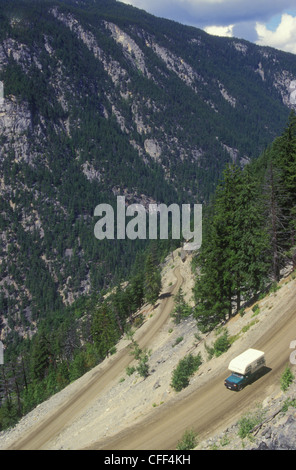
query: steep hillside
1 0 296 345
0 249 295 450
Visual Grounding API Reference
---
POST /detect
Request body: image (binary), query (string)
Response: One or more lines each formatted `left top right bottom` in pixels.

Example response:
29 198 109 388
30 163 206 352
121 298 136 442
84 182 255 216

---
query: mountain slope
1 0 296 341
1 249 295 450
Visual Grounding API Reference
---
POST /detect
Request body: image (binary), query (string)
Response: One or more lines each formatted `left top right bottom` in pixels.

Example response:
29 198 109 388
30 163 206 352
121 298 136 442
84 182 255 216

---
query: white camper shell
228 348 265 376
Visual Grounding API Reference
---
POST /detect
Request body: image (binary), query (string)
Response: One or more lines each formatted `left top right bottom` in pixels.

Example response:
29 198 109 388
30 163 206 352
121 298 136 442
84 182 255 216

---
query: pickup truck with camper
224 349 266 391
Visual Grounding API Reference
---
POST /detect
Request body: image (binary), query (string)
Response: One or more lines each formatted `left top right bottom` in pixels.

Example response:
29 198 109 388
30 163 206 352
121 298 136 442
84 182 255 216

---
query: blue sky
119 0 296 54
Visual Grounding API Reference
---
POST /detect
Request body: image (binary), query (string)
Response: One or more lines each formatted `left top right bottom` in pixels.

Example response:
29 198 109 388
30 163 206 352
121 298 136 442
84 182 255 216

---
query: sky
119 0 296 54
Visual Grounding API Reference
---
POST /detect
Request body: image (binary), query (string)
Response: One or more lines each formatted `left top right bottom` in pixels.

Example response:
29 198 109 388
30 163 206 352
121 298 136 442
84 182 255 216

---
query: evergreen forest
1 0 296 431
1 112 295 430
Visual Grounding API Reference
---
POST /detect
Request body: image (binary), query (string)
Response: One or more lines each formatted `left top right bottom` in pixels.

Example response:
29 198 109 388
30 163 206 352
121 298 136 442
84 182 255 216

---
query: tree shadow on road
159 292 172 300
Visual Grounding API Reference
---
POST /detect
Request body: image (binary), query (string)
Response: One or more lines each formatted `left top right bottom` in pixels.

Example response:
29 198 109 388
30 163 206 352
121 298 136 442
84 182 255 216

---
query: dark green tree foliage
194 112 296 333
234 165 270 301
136 351 150 379
30 330 52 381
144 248 162 306
171 287 192 324
128 337 151 379
273 112 296 199
212 329 231 357
271 111 296 268
1 0 295 344
91 301 121 359
171 353 202 392
2 0 296 431
263 161 288 281
193 213 231 330
0 238 171 430
194 164 270 332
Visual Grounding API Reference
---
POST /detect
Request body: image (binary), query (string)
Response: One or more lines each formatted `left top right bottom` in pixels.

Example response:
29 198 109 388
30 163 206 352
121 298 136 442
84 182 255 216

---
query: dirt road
86 280 296 450
6 267 184 450
5 263 296 451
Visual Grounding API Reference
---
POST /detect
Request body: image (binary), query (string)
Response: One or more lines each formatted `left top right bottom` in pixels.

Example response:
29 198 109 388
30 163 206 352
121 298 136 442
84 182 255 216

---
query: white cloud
119 0 296 53
119 0 296 26
256 13 296 54
204 24 234 37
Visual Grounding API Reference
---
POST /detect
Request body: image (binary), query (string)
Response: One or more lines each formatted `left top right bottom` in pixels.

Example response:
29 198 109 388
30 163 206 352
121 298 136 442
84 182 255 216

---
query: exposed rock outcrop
196 380 296 450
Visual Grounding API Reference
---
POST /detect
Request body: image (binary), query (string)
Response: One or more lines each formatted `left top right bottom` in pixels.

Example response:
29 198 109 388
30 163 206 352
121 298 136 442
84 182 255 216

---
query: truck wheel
238 385 243 391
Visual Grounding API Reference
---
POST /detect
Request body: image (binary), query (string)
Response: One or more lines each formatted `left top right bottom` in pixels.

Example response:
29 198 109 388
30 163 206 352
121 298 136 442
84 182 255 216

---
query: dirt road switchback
6 266 184 450
86 275 296 450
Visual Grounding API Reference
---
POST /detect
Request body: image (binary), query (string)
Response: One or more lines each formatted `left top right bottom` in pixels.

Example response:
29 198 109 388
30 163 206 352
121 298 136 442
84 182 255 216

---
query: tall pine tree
194 164 269 332
91 302 120 359
144 250 162 306
271 111 296 269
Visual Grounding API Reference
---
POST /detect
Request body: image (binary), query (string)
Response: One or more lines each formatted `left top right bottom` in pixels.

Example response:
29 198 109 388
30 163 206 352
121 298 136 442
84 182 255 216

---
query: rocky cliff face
196 380 296 450
0 98 32 161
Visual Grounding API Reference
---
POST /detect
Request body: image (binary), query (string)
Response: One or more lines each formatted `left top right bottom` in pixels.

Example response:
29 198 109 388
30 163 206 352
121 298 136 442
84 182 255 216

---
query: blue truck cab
224 372 251 391
224 349 266 391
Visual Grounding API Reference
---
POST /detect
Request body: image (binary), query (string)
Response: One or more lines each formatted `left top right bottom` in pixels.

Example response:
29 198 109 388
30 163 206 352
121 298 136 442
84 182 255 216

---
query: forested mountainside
194 112 296 332
0 0 296 429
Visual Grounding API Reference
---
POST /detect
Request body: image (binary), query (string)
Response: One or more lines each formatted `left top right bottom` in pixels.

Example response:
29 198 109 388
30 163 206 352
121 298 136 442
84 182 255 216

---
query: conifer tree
263 161 288 281
144 251 161 306
171 287 191 324
194 183 234 330
272 111 296 269
128 273 145 314
30 331 51 381
91 302 120 359
234 165 270 301
194 164 269 331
